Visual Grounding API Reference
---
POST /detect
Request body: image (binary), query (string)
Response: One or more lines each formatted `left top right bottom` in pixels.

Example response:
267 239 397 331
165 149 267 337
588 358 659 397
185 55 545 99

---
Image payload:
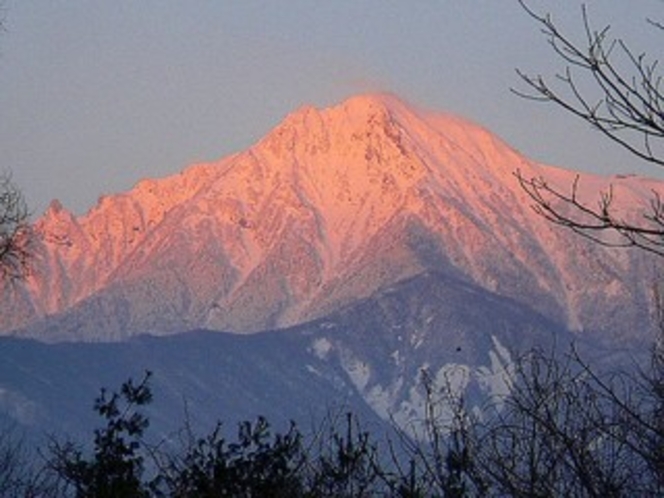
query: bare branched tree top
0 174 32 281
516 1 664 167
516 1 664 256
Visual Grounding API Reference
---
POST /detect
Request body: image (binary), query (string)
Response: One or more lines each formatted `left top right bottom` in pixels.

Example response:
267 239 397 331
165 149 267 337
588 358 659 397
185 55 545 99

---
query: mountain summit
2 94 660 342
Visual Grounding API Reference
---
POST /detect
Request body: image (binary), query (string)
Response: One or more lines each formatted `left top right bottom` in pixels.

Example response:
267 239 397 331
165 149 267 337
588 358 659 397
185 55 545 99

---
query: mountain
1 93 661 441
0 273 576 442
2 93 660 344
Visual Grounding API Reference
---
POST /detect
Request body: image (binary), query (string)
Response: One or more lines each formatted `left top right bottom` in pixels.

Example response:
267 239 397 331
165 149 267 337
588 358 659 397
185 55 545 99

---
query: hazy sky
1 1 662 215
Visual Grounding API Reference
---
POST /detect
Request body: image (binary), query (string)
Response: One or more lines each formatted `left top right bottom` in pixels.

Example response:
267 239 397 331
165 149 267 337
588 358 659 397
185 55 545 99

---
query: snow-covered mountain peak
264 93 534 191
36 200 78 243
2 94 661 341
43 199 67 216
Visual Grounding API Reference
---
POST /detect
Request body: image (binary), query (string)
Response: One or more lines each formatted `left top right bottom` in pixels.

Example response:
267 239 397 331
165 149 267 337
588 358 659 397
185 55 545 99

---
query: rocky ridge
1 93 660 342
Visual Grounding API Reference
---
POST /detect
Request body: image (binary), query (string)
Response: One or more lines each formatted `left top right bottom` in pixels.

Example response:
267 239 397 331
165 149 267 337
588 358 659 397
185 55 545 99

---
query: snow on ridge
2 93 660 340
332 334 517 440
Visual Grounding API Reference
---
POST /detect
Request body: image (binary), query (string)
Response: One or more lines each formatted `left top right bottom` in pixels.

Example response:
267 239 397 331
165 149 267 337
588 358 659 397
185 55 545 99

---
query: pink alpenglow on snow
1 94 661 342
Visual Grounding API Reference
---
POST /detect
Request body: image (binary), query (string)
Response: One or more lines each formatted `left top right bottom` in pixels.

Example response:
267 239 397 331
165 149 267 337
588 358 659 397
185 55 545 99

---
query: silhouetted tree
473 347 664 496
0 7 43 496
154 416 304 498
0 425 56 497
390 369 487 497
508 2 664 493
514 0 664 256
49 372 153 497
394 345 664 496
304 412 388 497
0 173 32 280
0 4 31 279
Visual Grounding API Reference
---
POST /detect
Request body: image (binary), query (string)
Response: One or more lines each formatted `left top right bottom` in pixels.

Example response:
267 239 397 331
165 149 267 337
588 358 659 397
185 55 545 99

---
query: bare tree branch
516 170 664 256
0 173 33 280
515 1 664 167
515 1 664 255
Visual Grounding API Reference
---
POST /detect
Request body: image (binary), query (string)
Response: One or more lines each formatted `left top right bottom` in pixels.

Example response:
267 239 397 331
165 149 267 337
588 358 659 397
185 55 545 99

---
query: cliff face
2 94 660 342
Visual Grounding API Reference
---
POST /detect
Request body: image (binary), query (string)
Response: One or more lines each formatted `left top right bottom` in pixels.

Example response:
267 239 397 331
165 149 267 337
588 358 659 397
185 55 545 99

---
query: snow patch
311 337 333 360
342 355 371 391
476 335 515 410
346 335 517 440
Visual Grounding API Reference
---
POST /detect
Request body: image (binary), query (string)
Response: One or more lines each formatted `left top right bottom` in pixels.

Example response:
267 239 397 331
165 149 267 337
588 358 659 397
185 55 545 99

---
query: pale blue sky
1 1 662 215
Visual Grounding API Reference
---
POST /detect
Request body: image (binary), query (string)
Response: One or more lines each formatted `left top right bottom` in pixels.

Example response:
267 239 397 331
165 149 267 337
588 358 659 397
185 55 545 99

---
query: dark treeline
1 341 663 497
